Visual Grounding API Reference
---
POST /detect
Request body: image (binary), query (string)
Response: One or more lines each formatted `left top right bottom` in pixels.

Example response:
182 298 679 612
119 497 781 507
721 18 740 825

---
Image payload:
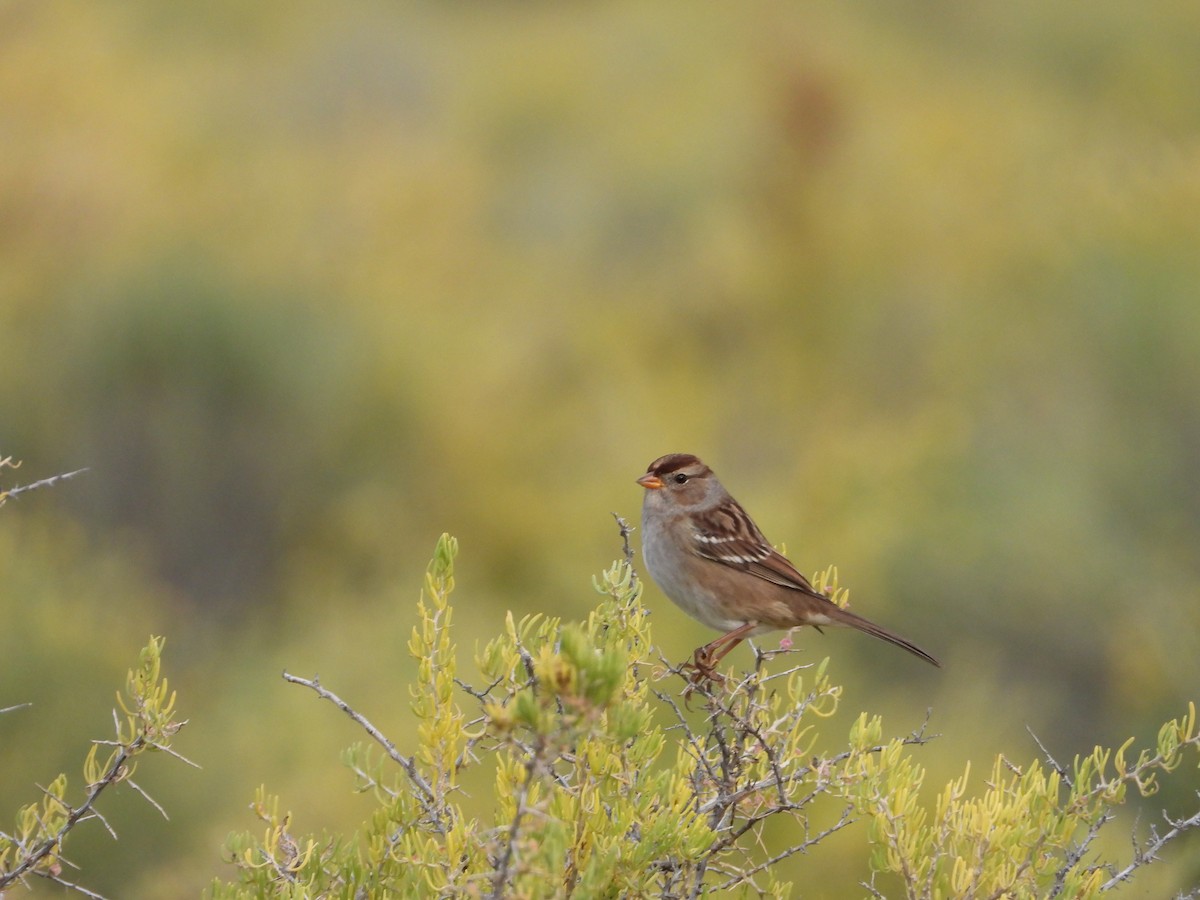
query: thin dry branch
282 671 450 833
0 467 89 503
0 739 137 890
611 512 637 569
1101 800 1200 892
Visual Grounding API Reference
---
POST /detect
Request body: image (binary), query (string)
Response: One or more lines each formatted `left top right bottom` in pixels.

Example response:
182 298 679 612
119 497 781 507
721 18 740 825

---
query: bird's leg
684 622 757 684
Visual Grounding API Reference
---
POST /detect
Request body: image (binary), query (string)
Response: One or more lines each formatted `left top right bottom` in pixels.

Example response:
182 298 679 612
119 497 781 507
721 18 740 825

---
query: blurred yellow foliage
3 1 1199 894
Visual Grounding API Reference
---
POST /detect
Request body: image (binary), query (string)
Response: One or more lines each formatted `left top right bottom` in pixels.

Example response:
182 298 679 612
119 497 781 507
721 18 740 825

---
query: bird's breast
640 517 756 633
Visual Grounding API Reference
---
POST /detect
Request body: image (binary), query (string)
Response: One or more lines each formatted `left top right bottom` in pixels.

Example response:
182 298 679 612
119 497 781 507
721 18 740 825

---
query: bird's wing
690 508 827 599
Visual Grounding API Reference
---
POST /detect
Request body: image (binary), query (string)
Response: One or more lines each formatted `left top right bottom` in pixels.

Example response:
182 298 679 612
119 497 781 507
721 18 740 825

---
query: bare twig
43 873 109 900
125 780 170 821
1045 812 1111 898
860 876 887 899
454 676 501 703
713 804 856 891
1101 800 1200 891
0 739 138 890
282 671 450 833
611 513 636 569
0 468 89 502
1027 725 1071 786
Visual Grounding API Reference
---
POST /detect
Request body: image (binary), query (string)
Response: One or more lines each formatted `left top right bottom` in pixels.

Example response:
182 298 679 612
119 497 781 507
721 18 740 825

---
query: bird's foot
679 649 725 704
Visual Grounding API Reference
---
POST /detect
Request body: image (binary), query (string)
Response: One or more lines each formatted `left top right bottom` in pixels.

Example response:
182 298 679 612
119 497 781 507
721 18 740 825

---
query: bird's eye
673 473 689 484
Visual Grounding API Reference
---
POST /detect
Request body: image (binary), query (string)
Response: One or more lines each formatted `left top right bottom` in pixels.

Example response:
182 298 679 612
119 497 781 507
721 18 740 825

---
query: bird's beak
637 473 663 490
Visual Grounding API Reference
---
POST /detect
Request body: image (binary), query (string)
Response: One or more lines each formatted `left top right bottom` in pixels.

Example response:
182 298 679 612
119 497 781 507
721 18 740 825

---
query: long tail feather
827 606 941 667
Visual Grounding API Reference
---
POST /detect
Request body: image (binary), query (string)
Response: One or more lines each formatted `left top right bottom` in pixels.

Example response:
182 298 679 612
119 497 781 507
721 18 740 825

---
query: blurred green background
3 1 1199 895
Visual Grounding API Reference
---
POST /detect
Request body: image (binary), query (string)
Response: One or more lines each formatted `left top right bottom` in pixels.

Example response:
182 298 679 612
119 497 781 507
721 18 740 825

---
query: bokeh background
3 1 1199 895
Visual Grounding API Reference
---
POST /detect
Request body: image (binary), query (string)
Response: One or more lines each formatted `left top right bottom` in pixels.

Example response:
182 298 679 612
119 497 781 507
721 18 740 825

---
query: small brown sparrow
638 453 940 679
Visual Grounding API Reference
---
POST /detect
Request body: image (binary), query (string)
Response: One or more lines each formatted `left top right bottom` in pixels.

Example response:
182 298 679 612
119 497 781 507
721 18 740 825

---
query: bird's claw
679 649 725 706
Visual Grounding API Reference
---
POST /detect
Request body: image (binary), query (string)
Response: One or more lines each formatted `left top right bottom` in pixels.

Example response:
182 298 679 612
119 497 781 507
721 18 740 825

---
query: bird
637 453 940 680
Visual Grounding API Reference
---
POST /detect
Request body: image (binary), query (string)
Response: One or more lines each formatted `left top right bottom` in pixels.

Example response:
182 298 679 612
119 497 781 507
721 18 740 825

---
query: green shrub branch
210 534 1200 897
0 637 192 897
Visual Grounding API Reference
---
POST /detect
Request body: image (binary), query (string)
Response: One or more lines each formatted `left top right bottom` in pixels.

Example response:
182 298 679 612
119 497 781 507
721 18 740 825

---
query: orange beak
637 473 663 490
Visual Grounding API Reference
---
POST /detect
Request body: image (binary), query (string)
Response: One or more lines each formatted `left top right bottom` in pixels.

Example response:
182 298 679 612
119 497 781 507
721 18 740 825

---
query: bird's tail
826 605 941 667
